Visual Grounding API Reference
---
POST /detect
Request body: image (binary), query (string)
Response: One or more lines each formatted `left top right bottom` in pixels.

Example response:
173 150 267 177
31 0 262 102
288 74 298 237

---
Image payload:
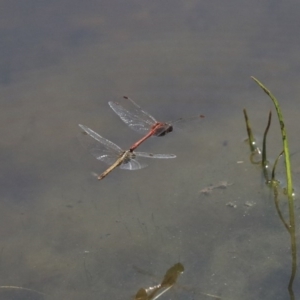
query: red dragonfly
78 124 176 180
108 96 204 151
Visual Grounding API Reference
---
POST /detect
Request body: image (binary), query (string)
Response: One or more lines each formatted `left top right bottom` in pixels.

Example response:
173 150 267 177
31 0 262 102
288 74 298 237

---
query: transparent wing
108 100 157 134
120 158 148 170
171 114 205 131
135 152 176 159
120 151 176 170
78 124 122 165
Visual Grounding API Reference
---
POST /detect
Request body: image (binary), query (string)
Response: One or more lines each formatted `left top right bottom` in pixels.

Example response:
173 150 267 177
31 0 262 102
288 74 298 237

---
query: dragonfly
78 124 176 180
109 96 204 151
134 263 184 300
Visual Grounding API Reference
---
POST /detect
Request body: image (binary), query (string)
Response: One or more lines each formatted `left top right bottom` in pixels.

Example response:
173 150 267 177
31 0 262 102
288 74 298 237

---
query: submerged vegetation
244 77 297 300
134 263 184 300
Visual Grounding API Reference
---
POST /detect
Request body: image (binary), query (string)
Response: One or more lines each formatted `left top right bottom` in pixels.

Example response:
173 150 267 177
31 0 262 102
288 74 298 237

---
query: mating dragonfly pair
79 96 203 180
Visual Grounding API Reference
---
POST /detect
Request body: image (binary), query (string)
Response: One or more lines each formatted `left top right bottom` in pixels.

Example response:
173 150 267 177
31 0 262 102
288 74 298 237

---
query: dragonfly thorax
121 151 134 164
152 123 173 137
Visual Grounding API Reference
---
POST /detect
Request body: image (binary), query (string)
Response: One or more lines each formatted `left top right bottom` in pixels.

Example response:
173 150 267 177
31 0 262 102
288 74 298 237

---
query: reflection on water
0 1 300 300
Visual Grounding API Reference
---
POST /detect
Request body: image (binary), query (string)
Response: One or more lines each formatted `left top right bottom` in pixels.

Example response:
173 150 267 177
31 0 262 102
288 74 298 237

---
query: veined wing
78 124 122 165
123 96 158 124
119 157 147 170
108 100 157 135
135 152 176 159
119 151 176 170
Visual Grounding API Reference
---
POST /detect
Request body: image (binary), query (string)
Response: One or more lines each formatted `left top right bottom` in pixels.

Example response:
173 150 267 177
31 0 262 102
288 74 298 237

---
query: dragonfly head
156 125 173 136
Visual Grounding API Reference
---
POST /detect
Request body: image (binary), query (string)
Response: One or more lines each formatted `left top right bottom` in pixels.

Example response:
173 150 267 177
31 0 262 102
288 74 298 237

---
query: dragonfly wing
108 101 156 135
78 124 122 164
119 158 147 170
94 154 120 165
135 152 176 159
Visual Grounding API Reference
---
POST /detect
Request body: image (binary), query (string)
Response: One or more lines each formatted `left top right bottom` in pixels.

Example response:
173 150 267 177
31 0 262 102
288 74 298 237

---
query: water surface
0 1 300 299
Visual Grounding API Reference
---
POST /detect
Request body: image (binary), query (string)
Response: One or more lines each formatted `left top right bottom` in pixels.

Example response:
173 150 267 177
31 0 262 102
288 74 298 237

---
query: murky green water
0 1 299 299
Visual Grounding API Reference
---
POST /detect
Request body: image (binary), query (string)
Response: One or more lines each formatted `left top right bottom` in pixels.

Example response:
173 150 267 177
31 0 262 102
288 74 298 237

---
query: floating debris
244 201 255 207
226 202 237 208
200 185 214 195
200 181 233 195
134 263 184 300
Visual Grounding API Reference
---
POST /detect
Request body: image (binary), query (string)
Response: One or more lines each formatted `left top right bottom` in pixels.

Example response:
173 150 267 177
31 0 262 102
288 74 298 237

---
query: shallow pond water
0 1 300 300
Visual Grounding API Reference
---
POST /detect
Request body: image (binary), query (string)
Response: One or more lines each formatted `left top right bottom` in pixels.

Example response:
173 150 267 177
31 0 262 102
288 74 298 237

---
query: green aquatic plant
243 109 257 153
244 77 297 299
251 77 294 198
271 150 284 182
262 110 272 182
243 109 261 164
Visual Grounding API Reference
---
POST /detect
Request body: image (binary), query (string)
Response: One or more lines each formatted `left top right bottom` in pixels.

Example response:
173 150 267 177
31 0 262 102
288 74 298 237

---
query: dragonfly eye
158 126 173 136
155 125 173 136
167 126 173 133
